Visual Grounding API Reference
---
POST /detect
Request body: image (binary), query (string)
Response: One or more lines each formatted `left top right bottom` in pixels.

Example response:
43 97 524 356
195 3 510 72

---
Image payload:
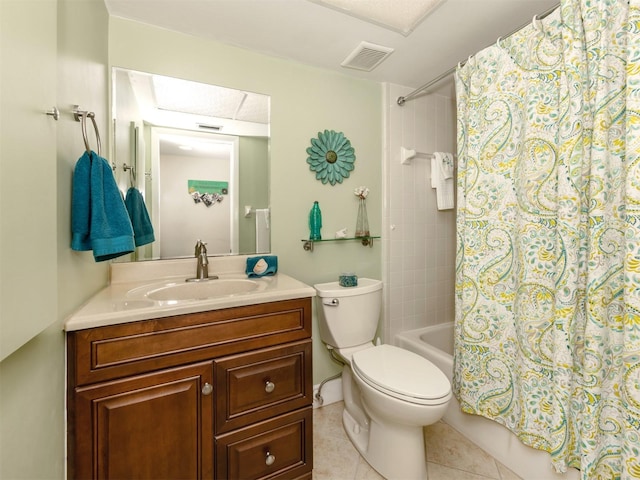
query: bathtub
395 323 579 480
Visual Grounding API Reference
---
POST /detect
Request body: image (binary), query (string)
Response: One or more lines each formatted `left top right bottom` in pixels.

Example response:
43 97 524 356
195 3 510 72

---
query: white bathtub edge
395 326 580 480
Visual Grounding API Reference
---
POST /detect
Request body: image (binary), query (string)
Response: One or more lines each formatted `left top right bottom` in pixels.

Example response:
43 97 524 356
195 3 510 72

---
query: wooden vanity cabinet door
69 362 214 480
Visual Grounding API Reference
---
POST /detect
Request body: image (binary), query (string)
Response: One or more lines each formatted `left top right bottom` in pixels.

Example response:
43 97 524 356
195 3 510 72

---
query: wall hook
46 107 60 121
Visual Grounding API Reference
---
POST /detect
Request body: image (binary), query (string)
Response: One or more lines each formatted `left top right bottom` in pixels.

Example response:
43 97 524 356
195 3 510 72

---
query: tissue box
246 255 278 278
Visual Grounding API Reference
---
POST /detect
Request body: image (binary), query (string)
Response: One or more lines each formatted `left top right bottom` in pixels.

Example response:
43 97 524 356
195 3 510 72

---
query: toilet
314 278 452 480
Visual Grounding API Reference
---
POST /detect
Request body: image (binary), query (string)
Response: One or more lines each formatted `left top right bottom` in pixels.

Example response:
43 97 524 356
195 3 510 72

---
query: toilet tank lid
314 278 382 297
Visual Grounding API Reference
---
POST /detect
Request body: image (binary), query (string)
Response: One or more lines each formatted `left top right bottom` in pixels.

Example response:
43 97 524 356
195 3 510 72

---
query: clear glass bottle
355 198 370 237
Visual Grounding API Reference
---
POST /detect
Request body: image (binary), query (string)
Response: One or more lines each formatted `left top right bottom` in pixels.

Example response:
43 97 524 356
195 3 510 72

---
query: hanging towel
71 151 135 262
438 152 454 180
431 152 455 210
71 151 92 251
125 187 155 247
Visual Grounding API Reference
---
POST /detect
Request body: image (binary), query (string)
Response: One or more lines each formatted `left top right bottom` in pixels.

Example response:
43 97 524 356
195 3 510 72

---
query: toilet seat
352 344 451 406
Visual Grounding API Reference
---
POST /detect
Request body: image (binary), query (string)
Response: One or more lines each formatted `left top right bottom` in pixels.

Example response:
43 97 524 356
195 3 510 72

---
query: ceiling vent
197 123 223 131
341 41 394 71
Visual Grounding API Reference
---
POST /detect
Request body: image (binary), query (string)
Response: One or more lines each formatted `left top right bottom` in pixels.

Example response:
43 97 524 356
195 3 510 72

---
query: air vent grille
197 123 222 131
341 41 394 71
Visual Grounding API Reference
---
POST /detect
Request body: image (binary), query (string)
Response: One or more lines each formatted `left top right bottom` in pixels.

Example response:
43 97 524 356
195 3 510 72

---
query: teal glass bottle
309 201 322 240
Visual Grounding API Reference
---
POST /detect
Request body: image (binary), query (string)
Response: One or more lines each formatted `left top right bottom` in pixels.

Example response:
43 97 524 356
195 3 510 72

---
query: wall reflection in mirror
112 67 270 261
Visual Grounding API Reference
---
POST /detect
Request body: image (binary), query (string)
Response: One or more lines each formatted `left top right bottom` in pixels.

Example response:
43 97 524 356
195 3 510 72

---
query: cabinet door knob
201 382 213 395
265 451 276 466
265 381 275 393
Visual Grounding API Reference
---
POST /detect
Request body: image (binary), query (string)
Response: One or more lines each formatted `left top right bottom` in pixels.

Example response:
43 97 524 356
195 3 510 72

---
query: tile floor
312 401 522 480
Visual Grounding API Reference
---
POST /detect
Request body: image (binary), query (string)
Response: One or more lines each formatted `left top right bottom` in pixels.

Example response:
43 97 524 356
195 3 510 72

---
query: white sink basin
65 263 317 332
145 279 261 301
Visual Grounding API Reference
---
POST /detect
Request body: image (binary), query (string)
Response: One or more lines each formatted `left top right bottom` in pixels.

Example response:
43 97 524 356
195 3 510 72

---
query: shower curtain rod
397 3 560 106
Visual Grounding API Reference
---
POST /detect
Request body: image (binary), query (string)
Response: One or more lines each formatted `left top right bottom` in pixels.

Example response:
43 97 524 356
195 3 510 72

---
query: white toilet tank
314 278 382 348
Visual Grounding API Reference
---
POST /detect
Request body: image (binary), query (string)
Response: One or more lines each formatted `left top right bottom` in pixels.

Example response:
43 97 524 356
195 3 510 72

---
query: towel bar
123 163 136 185
73 105 101 156
400 147 434 165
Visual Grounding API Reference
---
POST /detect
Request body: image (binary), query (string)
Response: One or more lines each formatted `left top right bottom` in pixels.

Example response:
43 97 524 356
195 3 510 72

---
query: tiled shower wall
382 83 457 342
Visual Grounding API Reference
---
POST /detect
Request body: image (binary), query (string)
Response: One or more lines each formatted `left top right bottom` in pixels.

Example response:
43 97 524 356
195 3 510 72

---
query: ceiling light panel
152 76 269 124
310 0 446 35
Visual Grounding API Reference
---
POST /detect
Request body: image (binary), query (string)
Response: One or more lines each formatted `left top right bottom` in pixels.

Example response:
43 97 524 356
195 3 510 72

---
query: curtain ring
532 14 544 34
496 36 504 49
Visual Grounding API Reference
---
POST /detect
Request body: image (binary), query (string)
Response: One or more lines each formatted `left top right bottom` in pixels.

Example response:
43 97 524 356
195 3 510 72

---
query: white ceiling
105 0 559 95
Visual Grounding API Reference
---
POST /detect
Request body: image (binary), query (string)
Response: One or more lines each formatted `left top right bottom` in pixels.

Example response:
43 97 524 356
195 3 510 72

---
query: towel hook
73 106 101 156
45 107 60 121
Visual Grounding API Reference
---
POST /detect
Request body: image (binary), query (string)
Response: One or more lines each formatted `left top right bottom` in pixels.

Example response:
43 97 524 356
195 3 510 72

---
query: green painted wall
109 18 383 385
0 0 110 478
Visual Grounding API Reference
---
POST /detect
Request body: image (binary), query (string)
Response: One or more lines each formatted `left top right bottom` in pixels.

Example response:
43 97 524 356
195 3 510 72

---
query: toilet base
342 408 427 480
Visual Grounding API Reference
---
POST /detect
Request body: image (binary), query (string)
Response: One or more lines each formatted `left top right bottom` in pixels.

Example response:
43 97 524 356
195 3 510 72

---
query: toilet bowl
314 279 452 480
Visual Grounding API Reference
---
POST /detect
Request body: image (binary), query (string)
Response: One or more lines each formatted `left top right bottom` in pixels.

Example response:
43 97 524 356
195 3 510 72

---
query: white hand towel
431 157 439 189
432 152 455 210
438 152 454 179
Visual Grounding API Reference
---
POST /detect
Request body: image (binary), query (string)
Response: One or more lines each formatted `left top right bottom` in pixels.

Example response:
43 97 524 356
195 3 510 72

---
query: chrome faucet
196 240 209 279
186 240 217 282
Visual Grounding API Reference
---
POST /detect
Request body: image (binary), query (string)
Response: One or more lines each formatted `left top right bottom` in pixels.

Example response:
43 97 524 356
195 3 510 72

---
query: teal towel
245 255 278 277
71 152 92 251
125 187 155 247
71 151 135 262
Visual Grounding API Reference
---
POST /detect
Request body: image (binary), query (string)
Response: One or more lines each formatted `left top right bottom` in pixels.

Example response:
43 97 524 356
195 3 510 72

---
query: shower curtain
454 0 640 478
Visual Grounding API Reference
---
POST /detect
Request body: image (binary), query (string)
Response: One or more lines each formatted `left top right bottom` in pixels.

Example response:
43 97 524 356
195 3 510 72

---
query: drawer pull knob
201 383 213 395
265 451 276 466
265 381 276 393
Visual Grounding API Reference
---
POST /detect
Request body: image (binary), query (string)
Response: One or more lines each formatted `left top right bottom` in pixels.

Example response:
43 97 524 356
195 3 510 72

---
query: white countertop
64 256 316 331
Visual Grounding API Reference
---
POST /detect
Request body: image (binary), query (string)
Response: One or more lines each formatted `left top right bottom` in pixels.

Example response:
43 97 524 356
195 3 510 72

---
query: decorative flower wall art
306 130 356 185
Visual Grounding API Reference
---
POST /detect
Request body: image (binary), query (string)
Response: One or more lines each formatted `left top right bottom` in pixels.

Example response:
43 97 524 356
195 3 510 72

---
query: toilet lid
352 344 451 404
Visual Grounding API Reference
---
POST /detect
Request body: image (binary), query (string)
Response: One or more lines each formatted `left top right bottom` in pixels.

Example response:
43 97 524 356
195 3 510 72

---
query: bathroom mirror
112 67 270 260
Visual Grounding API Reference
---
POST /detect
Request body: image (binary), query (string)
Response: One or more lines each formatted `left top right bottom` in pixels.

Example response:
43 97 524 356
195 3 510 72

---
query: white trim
312 377 343 408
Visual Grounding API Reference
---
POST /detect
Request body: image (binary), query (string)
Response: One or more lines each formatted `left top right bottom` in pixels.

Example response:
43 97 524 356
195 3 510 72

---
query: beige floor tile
428 462 499 480
312 435 360 480
354 456 385 480
424 422 500 479
313 403 360 480
313 401 518 480
496 462 523 480
314 402 347 439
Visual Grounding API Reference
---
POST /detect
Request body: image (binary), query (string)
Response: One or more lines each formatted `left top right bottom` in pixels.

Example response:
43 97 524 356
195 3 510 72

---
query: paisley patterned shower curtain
454 0 640 477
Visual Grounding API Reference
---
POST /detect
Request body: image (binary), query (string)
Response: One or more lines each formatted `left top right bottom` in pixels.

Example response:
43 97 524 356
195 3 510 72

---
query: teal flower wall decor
306 130 356 185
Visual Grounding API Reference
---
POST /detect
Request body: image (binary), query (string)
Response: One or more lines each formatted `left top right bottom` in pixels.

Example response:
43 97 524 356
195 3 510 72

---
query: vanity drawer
69 298 311 386
215 407 312 480
215 340 312 433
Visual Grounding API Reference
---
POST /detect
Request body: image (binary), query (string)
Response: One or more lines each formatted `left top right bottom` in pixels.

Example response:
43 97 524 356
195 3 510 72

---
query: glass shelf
301 236 380 252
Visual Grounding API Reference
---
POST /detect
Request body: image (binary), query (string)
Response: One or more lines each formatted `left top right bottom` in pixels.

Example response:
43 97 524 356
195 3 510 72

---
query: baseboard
312 377 343 408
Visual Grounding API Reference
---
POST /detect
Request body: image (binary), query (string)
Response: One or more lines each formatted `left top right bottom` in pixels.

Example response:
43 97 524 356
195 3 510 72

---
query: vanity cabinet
67 298 313 480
